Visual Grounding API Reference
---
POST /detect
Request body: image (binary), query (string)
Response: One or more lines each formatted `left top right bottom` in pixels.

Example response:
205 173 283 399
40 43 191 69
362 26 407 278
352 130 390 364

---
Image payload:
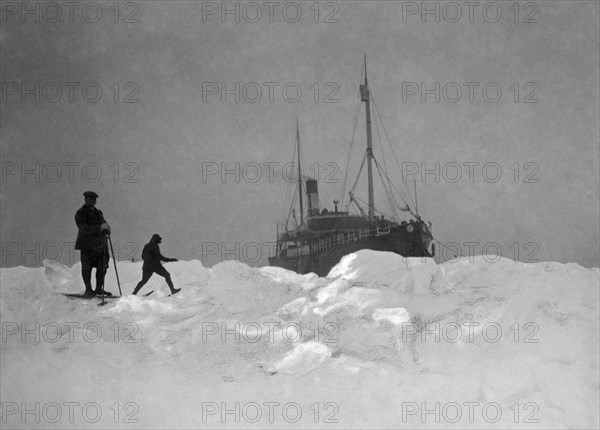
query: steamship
268 58 435 276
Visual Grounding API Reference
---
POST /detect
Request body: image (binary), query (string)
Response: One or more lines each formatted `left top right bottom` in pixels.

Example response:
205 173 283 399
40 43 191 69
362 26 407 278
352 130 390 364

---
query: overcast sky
1 0 598 268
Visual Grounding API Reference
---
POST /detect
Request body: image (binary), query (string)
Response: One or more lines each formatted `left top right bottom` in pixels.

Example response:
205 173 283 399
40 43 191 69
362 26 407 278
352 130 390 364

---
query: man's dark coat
74 204 108 255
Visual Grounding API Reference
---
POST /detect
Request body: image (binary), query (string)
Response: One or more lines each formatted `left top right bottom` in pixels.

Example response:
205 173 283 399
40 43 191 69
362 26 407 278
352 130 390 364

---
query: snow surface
1 251 598 429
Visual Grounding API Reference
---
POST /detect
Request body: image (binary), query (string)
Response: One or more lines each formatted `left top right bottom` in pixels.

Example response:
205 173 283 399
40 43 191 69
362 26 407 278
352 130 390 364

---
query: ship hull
269 225 433 277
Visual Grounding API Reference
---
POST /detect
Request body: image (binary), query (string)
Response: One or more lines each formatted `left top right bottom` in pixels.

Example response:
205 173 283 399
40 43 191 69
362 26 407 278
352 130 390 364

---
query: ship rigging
269 57 435 276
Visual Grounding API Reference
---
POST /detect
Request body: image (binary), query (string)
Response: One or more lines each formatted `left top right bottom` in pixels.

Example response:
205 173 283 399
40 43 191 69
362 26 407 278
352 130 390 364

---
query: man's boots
131 283 142 295
94 288 112 296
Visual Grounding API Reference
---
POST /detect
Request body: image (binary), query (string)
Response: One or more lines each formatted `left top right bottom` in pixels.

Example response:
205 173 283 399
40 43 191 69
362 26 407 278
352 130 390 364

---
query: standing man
75 191 111 297
132 234 181 295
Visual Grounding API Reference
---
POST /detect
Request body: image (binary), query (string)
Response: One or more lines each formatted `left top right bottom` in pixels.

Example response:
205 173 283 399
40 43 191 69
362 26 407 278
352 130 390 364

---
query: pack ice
1 250 598 429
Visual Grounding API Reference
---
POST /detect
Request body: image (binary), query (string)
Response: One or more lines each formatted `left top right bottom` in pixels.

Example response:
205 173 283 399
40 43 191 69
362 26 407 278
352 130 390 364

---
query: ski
63 293 121 299
143 290 154 297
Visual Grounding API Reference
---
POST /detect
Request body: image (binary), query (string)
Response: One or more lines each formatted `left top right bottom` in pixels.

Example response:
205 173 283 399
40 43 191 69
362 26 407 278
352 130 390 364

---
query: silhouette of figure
132 234 180 295
75 191 111 296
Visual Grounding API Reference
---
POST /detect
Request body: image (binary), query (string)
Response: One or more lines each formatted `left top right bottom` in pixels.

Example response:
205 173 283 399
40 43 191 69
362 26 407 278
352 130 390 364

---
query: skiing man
132 234 181 295
75 191 111 297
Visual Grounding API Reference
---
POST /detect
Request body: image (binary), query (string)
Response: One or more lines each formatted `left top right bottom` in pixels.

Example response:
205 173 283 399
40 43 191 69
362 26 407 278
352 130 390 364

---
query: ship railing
310 225 392 253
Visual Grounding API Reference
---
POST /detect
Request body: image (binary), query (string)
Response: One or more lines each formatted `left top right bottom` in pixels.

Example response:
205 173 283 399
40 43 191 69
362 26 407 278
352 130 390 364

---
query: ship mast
296 118 304 226
414 179 419 217
360 55 375 224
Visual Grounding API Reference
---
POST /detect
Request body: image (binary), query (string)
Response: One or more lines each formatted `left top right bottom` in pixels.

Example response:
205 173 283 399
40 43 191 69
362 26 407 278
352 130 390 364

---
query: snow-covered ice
1 250 598 428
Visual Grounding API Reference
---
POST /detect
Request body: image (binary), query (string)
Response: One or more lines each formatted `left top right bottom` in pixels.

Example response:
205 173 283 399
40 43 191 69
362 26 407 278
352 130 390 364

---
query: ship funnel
306 179 320 216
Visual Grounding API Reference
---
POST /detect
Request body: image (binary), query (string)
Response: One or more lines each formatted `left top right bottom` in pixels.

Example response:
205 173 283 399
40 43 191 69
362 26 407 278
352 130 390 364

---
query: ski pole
107 233 122 296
